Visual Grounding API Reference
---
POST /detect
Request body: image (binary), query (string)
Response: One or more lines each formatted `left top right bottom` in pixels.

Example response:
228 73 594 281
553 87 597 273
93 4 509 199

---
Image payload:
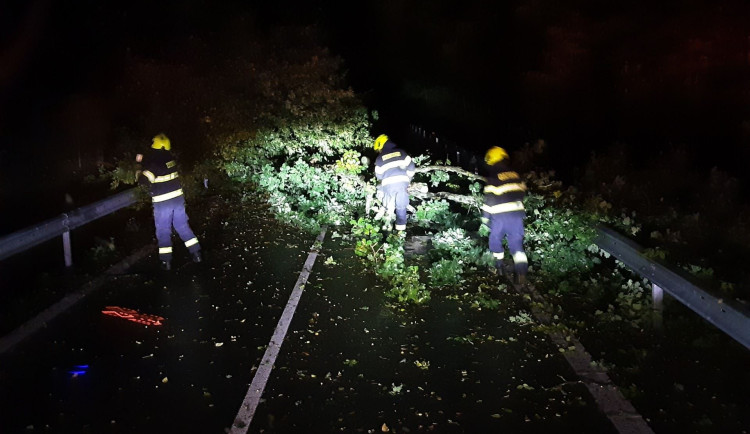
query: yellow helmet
151 134 171 151
484 146 508 165
373 134 389 152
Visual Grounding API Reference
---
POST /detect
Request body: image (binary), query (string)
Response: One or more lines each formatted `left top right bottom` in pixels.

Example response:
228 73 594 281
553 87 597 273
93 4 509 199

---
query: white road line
230 228 327 433
511 280 654 434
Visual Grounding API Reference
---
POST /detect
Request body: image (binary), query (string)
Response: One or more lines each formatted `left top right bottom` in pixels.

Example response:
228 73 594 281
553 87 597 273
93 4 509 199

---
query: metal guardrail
0 187 139 264
410 123 750 351
595 225 750 350
410 124 481 173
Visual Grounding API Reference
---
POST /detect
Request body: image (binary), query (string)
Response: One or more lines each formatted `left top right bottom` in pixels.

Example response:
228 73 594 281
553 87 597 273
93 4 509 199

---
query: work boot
192 252 202 263
515 274 527 285
494 260 504 276
160 260 172 271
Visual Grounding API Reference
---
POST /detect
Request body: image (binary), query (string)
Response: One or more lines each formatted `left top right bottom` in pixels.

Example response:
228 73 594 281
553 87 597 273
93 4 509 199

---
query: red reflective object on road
102 306 164 326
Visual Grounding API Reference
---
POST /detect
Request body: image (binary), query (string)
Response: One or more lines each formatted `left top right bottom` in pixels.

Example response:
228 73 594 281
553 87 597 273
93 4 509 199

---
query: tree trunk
408 183 480 207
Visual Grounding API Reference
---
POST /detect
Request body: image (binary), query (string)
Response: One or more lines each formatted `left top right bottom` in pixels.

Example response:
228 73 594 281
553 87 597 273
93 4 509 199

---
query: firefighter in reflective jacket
481 146 528 283
136 134 201 270
373 134 415 231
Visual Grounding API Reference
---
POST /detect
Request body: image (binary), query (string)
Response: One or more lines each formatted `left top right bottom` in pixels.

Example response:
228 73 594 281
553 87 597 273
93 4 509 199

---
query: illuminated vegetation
98 25 738 323
83 21 750 433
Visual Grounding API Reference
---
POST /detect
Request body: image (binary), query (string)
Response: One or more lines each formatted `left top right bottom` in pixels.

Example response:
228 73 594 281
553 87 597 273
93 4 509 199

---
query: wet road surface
0 193 617 433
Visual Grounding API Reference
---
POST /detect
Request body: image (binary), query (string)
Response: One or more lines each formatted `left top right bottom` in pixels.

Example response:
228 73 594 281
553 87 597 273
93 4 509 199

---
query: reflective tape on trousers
152 188 184 203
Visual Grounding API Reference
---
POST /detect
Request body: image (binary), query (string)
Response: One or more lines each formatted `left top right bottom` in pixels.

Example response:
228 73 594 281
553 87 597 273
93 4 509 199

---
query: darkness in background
319 0 750 184
0 0 262 227
2 0 750 228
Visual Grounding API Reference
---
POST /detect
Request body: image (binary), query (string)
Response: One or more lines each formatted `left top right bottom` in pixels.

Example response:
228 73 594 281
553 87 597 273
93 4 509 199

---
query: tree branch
338 166 482 209
415 165 484 182
408 184 480 207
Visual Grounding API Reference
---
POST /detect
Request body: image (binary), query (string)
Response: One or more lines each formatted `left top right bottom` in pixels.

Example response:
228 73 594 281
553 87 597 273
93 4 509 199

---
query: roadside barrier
408 125 750 351
0 187 149 353
0 187 139 266
595 226 750 350
409 124 480 173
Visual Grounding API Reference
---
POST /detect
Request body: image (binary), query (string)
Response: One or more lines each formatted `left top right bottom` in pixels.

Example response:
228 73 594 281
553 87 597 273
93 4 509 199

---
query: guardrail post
652 283 664 331
62 231 73 267
595 225 750 350
61 212 72 267
0 188 138 263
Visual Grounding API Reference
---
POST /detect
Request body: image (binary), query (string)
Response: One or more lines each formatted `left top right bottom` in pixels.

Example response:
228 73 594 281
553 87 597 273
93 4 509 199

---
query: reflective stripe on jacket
374 140 415 185
140 149 183 203
482 162 526 215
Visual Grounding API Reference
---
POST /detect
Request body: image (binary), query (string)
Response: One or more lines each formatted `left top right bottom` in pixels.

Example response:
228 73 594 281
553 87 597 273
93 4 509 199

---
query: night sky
2 0 750 213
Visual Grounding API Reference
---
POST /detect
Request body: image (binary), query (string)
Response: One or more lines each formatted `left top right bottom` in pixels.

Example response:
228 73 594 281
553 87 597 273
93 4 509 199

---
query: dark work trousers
153 197 201 262
382 182 409 230
488 211 528 274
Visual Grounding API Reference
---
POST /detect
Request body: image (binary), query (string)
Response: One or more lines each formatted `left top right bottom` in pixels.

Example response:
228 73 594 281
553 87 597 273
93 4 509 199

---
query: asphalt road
0 193 617 433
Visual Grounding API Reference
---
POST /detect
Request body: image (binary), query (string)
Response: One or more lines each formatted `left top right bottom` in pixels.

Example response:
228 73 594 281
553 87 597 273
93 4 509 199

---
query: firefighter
373 134 415 232
481 146 528 283
136 134 201 270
